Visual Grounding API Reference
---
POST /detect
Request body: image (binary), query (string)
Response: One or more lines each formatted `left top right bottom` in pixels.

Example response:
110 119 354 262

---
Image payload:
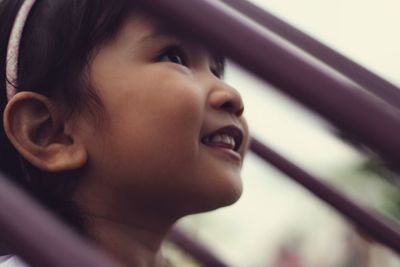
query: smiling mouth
201 126 244 153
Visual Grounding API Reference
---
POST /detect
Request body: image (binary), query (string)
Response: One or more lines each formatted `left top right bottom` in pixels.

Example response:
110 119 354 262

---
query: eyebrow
138 24 178 43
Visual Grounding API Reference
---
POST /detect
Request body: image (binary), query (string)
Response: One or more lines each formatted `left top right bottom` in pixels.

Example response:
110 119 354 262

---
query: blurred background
167 1 400 266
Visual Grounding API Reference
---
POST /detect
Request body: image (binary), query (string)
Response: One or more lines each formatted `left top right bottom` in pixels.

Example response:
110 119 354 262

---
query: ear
3 92 88 172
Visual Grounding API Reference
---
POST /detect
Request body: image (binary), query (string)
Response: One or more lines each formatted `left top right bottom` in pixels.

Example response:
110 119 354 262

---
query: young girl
0 0 249 266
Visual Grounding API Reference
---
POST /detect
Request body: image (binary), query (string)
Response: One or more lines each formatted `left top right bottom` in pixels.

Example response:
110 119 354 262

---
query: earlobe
3 92 88 173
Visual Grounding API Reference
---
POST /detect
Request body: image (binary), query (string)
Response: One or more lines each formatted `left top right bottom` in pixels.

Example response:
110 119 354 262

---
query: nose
209 81 244 117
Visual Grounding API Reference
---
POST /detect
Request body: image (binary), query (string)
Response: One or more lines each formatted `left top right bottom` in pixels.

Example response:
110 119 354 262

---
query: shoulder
0 256 30 267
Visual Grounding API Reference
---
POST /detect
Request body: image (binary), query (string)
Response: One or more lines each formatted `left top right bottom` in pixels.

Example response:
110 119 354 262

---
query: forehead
116 13 201 51
115 12 225 67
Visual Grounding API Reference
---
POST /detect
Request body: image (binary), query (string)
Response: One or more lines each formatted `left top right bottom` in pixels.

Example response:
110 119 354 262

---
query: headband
5 0 37 101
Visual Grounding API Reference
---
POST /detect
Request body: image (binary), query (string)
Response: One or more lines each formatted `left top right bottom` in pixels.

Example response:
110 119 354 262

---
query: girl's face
76 13 249 216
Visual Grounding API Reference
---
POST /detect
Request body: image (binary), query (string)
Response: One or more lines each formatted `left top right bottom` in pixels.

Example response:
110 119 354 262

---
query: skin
3 13 249 267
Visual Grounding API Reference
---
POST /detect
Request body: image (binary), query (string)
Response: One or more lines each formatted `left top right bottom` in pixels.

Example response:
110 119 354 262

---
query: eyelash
157 45 189 67
210 64 223 79
156 44 223 79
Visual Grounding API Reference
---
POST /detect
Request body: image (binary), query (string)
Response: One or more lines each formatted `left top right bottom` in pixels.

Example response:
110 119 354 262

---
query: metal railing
0 172 122 267
1 0 399 266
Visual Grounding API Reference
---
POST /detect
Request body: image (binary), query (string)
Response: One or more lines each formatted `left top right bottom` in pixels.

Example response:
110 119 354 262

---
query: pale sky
250 0 400 85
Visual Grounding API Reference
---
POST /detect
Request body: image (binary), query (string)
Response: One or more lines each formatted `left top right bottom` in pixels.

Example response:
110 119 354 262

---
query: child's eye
210 61 225 79
211 67 222 79
157 45 188 66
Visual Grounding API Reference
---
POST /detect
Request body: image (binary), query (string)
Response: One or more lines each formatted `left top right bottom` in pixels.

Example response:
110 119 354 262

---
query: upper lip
201 125 244 152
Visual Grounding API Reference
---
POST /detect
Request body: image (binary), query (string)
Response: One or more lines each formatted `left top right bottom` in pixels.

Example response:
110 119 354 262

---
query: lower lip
203 144 242 163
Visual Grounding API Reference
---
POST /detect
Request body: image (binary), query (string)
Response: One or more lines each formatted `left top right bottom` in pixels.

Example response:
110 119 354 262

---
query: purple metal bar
250 138 400 253
222 0 400 110
137 0 400 168
169 228 230 267
0 172 122 267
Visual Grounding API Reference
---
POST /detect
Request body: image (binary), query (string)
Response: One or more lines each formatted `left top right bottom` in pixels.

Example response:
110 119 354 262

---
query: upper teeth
207 134 236 148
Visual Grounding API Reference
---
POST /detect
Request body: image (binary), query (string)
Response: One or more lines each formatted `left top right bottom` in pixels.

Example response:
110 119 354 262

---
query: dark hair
0 0 138 233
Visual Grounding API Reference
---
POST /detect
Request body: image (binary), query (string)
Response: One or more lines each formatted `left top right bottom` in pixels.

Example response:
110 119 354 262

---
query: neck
87 214 173 267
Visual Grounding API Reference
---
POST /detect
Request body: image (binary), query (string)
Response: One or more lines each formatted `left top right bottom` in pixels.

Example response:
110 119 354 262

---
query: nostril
235 107 244 117
220 101 234 111
220 101 244 117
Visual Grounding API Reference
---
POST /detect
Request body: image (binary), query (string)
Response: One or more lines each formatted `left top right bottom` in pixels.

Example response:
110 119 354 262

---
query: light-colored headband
5 0 37 101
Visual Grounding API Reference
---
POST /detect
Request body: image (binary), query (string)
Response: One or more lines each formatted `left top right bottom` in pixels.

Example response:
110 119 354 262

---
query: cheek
103 78 206 181
140 81 204 152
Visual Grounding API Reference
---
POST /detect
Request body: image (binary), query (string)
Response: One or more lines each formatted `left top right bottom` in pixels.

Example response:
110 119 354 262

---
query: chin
189 178 243 214
217 185 242 208
217 171 243 202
